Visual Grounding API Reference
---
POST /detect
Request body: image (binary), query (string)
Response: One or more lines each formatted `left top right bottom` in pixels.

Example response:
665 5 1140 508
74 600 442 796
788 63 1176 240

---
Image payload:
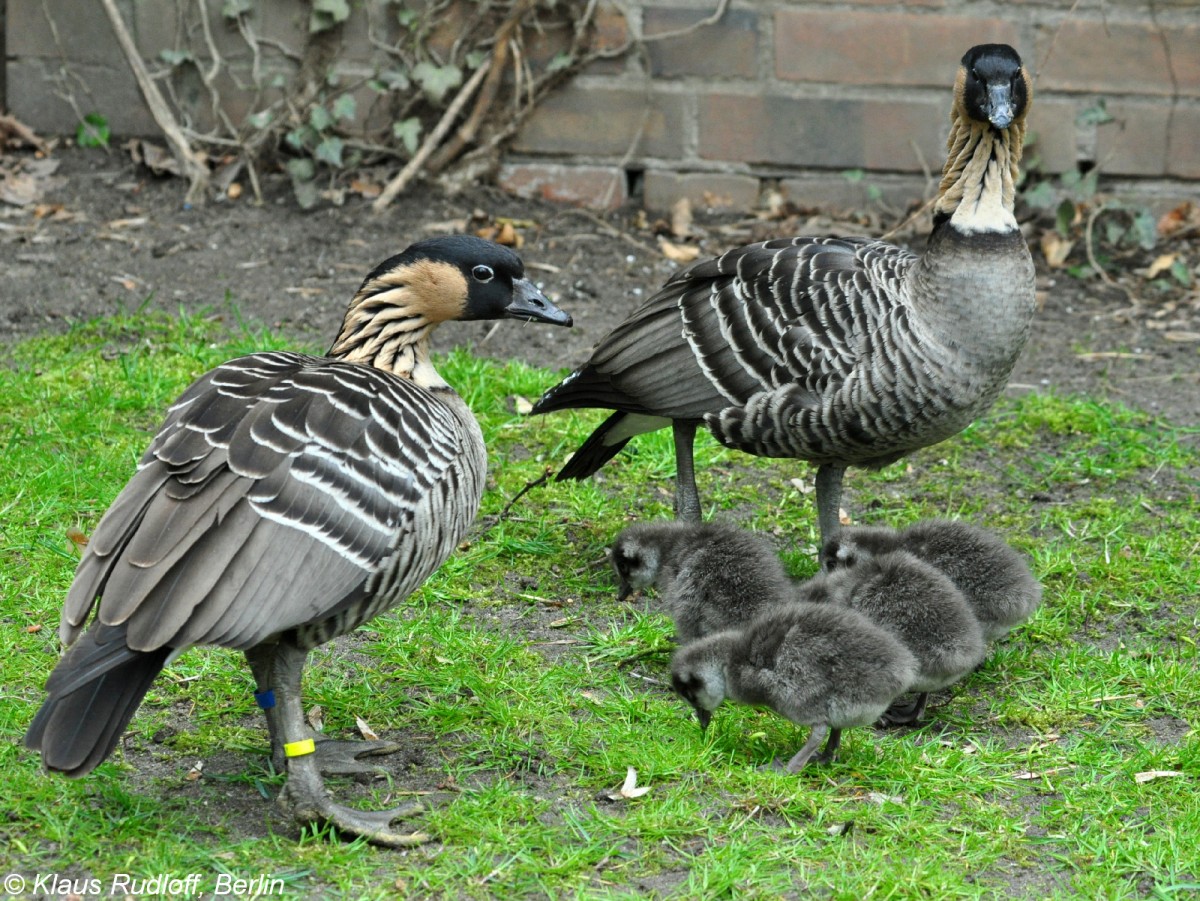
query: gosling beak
693 706 712 733
986 82 1015 129
506 278 573 327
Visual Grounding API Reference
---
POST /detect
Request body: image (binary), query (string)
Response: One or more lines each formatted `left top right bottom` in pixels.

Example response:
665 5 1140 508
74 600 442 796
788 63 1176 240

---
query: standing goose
532 44 1036 542
24 235 571 847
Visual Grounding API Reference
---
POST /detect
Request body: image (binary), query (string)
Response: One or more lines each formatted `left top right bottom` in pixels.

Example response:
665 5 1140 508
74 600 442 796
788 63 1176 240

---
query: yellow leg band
284 739 316 758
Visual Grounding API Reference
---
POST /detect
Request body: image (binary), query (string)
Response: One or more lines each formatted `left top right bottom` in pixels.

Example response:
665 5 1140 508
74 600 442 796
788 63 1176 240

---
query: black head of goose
24 235 571 847
533 44 1036 544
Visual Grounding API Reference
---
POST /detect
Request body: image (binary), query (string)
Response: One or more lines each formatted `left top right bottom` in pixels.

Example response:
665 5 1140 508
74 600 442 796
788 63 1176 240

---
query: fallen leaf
1040 231 1073 268
1145 253 1177 280
1157 201 1197 238
866 791 904 805
513 395 534 415
105 217 147 229
789 477 813 495
838 507 853 525
185 760 204 781
659 239 700 264
25 624 42 634
1134 770 1186 784
350 179 382 199
1013 765 1077 780
1164 331 1200 343
127 139 183 177
601 766 651 801
670 196 692 238
580 690 605 705
306 704 324 732
66 526 88 549
355 715 379 741
226 182 243 200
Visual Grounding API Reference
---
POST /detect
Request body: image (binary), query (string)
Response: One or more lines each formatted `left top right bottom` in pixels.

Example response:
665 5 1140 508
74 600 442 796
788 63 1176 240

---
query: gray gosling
799 549 986 725
610 521 791 643
823 520 1042 642
670 601 918 772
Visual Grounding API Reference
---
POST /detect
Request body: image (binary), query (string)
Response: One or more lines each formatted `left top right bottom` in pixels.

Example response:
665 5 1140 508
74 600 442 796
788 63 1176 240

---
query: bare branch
372 59 493 212
99 0 210 203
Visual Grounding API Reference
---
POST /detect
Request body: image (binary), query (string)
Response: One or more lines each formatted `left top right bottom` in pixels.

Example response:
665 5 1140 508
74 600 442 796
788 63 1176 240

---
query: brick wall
5 0 1199 211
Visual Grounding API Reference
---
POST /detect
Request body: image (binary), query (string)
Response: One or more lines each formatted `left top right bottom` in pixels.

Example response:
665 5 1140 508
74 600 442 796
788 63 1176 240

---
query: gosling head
670 639 731 732
609 528 664 602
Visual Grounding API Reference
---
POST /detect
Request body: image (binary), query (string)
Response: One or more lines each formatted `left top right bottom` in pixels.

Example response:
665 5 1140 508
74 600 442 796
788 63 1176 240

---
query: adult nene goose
533 44 1036 543
25 236 571 847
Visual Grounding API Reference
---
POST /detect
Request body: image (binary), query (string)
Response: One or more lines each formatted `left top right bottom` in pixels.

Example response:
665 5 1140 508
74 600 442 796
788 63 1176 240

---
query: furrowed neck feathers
934 72 1029 235
327 259 470 388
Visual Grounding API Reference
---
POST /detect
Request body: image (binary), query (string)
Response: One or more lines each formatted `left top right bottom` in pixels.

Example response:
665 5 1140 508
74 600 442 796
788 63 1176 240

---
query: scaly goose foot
310 737 407 776
280 756 431 848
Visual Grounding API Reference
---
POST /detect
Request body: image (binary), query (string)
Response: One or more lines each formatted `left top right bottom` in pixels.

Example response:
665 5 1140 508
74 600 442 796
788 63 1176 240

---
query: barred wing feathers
62 351 484 654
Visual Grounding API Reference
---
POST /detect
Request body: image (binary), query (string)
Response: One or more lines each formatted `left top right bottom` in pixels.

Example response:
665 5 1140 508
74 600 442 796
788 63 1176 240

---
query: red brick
642 171 761 213
774 10 1018 86
1034 20 1195 97
498 162 628 209
513 86 687 158
1093 101 1171 177
1026 98 1080 175
700 92 945 173
861 98 949 171
1168 106 1200 179
779 173 929 213
644 7 759 78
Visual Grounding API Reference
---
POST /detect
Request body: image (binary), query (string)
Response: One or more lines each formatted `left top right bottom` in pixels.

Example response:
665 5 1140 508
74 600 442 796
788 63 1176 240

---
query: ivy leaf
392 118 422 155
331 94 357 122
246 110 273 130
310 0 350 33
309 105 334 132
412 62 462 103
222 0 253 18
159 49 193 66
1022 180 1057 211
377 68 411 92
286 158 316 182
1128 208 1158 251
76 113 110 148
314 136 344 168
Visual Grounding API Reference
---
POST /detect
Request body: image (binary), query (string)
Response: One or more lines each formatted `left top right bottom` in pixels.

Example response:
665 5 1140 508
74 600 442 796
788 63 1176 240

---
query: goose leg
246 644 403 776
672 420 702 522
784 723 830 773
814 464 847 555
813 727 842 765
269 642 429 847
878 692 930 726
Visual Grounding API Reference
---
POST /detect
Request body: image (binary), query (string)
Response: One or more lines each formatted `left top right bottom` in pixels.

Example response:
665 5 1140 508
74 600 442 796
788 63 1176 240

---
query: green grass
1 312 1197 899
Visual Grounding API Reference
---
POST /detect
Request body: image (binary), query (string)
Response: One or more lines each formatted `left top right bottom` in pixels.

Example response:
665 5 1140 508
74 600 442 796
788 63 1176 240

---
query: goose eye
472 265 495 283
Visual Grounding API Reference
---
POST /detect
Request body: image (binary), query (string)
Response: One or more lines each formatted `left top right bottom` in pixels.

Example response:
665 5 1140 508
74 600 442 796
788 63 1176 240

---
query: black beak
986 82 1015 129
694 706 712 733
506 278 572 327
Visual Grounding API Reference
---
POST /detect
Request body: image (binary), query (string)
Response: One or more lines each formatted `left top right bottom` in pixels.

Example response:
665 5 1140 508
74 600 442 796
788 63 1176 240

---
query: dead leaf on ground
1144 253 1177 280
127 139 183 178
660 239 700 264
350 179 382 199
1040 231 1074 268
355 715 379 741
1013 765 1077 780
66 526 89 549
1134 770 1187 784
512 395 534 415
185 760 204 781
600 766 651 801
306 704 324 732
25 624 42 634
1164 331 1200 343
670 196 692 238
789 477 813 495
1157 202 1198 238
